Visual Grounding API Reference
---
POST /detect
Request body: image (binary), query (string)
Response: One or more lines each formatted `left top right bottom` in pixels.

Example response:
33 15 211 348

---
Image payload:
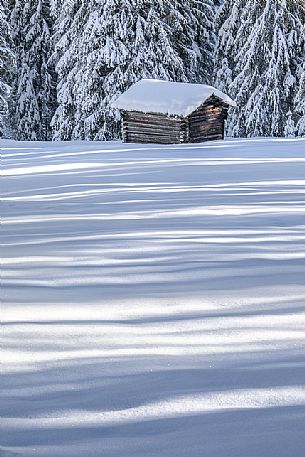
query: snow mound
113 79 236 117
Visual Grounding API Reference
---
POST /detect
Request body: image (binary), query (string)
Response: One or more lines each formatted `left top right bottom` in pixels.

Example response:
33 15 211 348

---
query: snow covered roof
113 79 236 117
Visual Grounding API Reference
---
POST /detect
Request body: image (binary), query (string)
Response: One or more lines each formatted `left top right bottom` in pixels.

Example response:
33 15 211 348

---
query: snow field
1 138 305 457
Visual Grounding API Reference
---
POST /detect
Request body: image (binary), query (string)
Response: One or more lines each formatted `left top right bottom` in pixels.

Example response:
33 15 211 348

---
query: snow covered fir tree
9 0 55 140
0 0 304 141
0 0 15 137
215 0 305 138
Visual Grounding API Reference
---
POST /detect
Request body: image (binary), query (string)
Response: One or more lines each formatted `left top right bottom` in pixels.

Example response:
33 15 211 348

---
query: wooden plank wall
188 97 229 143
122 111 185 144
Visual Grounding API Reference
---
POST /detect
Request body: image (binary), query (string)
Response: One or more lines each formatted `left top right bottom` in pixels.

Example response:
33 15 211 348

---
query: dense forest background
0 0 305 141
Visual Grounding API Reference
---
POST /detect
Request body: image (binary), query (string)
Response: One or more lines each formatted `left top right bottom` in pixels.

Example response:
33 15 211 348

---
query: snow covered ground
1 137 305 457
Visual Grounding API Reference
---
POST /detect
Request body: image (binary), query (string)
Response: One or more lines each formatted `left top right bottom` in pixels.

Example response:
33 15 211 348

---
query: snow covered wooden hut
113 79 236 144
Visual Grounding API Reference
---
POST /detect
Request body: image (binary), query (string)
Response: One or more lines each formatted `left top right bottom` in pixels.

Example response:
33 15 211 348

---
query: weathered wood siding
122 111 185 144
121 95 230 144
188 96 229 143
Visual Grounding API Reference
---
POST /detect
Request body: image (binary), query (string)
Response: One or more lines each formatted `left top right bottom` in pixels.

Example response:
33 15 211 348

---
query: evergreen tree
0 0 14 137
214 0 245 92
295 63 305 136
74 0 187 140
51 0 83 140
175 0 215 83
10 0 55 140
294 20 305 137
215 0 305 138
284 110 296 137
52 0 216 141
